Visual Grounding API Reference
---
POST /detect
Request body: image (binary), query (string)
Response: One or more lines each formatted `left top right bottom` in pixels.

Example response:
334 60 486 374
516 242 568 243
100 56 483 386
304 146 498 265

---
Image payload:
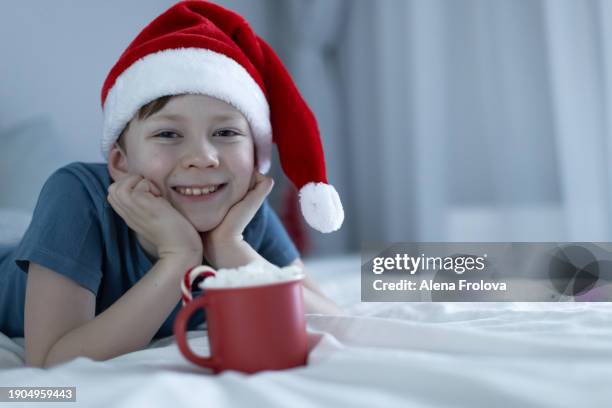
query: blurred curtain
275 0 612 254
342 0 612 243
544 0 612 240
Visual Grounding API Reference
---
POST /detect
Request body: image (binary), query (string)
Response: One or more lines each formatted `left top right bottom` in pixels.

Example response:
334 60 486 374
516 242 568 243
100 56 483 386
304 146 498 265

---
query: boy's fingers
250 171 267 190
148 180 162 197
227 176 274 229
248 171 259 190
126 174 145 190
107 190 127 218
133 179 149 193
130 177 163 198
116 174 143 194
116 175 145 199
244 175 273 205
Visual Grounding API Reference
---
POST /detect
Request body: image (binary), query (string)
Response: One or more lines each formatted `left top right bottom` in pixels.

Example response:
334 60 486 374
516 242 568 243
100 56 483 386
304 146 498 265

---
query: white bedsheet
1 255 611 407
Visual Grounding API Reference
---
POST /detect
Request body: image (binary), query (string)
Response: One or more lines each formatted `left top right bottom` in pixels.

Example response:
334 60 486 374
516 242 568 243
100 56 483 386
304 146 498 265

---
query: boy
0 1 344 368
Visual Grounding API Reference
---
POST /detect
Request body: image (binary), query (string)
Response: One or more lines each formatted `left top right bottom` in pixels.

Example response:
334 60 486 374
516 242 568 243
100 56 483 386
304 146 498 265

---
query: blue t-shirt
0 162 299 339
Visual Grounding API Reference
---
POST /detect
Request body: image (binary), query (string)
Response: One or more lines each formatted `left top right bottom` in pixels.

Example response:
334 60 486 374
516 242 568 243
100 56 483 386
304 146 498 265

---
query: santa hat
100 0 344 233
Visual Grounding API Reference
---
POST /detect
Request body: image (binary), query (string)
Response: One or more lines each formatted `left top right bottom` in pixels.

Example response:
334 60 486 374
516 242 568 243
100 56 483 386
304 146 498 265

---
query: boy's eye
214 129 240 137
154 131 181 139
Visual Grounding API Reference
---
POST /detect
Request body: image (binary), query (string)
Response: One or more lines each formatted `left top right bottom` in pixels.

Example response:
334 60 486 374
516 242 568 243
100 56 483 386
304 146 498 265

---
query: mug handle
174 296 219 370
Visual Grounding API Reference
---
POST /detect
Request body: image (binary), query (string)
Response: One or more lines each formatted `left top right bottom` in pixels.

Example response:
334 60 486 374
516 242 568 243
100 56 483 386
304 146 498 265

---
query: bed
1 249 611 407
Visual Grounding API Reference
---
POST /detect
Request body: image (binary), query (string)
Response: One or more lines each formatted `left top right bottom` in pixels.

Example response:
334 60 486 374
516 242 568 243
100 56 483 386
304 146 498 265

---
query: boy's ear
107 142 129 182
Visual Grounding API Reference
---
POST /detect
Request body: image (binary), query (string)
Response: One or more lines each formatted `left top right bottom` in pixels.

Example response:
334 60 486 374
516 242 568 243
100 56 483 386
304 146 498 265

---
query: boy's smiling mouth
171 183 227 200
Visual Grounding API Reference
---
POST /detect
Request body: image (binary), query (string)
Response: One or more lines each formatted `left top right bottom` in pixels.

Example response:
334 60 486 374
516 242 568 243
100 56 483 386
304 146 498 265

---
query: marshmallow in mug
198 260 304 289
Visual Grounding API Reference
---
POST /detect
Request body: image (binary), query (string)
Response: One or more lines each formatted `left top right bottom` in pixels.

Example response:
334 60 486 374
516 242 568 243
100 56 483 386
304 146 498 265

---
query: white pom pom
298 182 344 233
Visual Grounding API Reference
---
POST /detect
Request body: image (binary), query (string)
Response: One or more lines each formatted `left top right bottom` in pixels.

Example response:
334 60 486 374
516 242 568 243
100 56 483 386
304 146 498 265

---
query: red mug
173 265 309 374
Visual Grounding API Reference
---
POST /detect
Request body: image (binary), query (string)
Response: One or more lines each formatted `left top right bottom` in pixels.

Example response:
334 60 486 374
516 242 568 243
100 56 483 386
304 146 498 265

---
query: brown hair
116 95 175 152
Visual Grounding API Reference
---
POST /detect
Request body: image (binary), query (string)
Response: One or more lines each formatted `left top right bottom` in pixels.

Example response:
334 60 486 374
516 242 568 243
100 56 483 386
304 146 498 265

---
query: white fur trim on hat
101 48 272 173
299 182 344 233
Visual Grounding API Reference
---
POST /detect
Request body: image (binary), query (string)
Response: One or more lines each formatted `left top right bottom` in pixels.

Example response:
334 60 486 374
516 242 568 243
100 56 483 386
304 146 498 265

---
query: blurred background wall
2 0 612 258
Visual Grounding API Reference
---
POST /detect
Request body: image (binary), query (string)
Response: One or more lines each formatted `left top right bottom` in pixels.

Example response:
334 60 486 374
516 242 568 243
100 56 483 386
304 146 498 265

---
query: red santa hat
100 0 343 233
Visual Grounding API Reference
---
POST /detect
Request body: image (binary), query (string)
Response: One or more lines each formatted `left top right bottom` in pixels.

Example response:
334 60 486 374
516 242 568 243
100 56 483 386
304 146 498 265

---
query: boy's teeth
177 185 219 196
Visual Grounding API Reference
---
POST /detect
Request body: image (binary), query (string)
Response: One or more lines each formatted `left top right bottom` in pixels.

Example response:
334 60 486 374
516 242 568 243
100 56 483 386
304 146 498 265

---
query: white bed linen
1 255 611 407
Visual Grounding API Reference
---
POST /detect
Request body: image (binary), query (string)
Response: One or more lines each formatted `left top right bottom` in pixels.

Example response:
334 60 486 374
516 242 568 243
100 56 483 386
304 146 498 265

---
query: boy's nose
180 145 220 169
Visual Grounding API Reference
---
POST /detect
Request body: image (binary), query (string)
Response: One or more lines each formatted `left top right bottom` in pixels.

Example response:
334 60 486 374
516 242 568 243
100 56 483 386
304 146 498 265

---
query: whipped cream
198 259 304 289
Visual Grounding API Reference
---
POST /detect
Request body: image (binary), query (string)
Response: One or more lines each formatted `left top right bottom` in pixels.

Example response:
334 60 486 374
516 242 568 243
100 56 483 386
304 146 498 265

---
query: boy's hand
107 174 203 263
201 171 274 268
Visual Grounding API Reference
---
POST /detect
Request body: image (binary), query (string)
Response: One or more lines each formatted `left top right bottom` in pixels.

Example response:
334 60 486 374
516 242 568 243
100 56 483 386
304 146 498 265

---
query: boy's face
108 94 255 232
